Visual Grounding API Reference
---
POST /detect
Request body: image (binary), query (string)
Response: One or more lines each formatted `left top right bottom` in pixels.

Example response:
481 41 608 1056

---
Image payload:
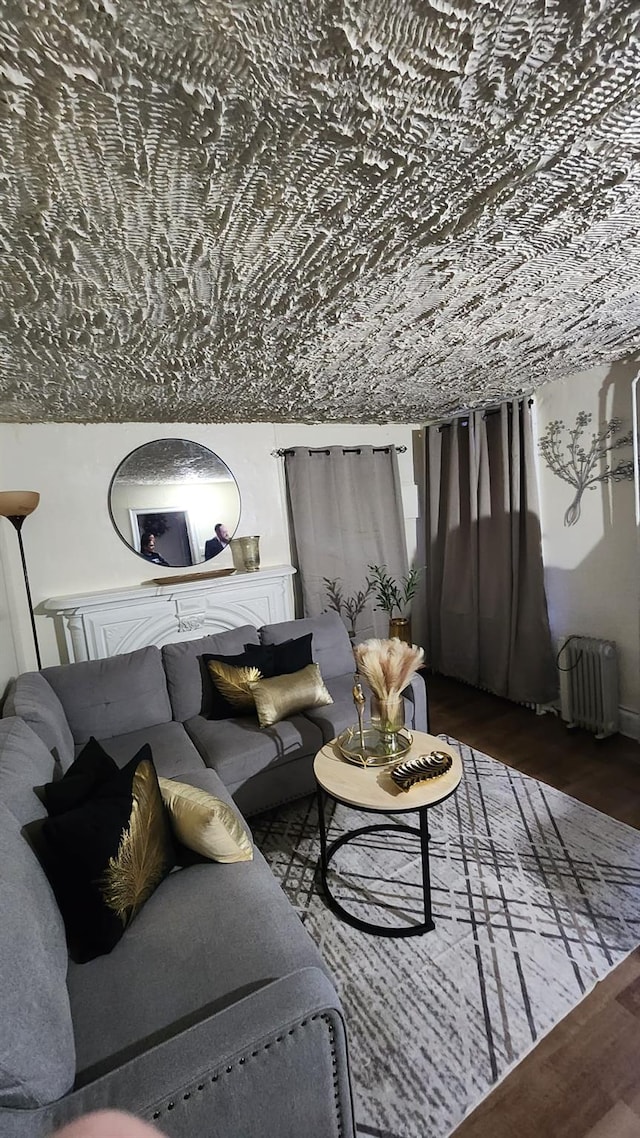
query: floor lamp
0 491 42 670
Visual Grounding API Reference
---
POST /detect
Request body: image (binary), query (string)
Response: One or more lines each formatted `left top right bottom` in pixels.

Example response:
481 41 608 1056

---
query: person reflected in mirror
140 532 170 567
204 522 230 560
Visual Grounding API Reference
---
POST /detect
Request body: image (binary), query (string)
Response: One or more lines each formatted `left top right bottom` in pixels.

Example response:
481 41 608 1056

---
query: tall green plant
366 564 422 619
323 577 374 642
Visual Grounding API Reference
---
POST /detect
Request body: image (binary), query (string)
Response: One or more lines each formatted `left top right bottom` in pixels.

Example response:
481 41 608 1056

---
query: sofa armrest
7 968 355 1138
403 672 429 732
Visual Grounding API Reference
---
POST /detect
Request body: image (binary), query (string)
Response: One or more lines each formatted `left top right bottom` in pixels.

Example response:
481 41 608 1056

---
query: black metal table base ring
316 786 435 937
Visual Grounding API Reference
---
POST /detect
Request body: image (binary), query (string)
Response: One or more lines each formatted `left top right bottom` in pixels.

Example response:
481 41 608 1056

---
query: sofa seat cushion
42 646 172 745
260 612 354 680
85 722 206 779
162 627 261 722
0 802 75 1108
67 845 328 1084
231 754 318 817
3 672 75 770
184 712 323 789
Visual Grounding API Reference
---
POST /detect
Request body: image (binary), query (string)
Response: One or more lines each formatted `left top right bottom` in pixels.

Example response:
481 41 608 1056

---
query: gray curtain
284 446 408 639
423 400 558 704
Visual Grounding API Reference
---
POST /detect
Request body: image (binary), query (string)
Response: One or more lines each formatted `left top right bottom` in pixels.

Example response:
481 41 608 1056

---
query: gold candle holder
230 535 261 572
351 674 367 763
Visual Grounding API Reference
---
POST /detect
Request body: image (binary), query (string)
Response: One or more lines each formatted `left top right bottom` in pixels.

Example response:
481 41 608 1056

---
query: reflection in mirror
109 440 241 568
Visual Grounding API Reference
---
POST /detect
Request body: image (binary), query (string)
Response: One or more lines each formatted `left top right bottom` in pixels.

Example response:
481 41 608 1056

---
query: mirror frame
108 438 241 569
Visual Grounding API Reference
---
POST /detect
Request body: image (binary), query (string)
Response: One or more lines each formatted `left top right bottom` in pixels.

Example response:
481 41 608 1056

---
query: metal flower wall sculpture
538 412 634 526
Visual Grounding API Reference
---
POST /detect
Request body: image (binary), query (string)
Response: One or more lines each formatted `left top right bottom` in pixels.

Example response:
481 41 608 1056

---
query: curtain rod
271 445 407 456
431 396 534 430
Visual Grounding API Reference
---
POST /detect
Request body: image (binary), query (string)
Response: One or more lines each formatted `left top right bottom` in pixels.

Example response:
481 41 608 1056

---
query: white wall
0 421 418 686
535 359 640 729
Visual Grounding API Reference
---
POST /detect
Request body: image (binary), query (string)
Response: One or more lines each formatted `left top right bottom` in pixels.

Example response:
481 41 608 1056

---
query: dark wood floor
426 673 640 1138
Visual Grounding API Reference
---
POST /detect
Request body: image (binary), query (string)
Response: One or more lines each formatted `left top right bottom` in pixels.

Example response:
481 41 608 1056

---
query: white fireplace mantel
44 565 297 663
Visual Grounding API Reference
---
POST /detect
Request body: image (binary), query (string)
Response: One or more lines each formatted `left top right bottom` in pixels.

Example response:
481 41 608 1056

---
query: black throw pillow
242 634 313 679
203 635 314 718
39 744 175 963
203 649 268 719
44 736 118 816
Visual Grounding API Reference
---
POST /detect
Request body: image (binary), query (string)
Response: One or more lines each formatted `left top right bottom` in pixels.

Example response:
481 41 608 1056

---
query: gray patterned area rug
252 736 640 1138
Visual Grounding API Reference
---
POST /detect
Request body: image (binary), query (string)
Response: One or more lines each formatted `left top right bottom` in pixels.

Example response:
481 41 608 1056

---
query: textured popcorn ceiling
1 1 640 424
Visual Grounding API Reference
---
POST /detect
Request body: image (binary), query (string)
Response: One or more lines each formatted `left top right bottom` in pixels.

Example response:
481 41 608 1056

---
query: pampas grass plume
354 638 424 699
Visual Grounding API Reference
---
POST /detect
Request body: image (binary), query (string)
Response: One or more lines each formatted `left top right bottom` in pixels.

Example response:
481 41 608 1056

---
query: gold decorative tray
335 725 414 767
153 567 236 586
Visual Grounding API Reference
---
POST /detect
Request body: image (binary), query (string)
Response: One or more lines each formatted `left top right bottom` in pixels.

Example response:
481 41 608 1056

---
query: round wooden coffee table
314 731 462 937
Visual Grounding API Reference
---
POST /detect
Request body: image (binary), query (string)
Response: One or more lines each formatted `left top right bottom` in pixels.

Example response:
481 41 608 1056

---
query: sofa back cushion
0 795 75 1108
260 612 354 680
0 717 57 825
42 646 172 746
3 672 75 771
162 626 261 722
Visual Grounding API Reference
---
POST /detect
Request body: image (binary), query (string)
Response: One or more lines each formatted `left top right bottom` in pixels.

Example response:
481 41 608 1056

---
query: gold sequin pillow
249 663 333 728
206 660 263 710
159 778 253 863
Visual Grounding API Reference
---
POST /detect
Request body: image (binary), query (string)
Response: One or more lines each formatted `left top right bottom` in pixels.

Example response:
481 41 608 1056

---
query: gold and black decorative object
351 674 367 759
336 725 413 766
390 750 453 791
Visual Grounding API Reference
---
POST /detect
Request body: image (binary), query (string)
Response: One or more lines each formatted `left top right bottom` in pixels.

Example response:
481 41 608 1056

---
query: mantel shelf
44 564 297 662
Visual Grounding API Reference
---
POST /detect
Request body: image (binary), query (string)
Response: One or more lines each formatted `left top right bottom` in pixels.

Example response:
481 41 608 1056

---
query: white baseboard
620 707 640 742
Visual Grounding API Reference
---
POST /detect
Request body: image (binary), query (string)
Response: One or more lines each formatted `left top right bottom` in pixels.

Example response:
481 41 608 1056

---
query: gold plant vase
370 692 405 754
389 617 411 644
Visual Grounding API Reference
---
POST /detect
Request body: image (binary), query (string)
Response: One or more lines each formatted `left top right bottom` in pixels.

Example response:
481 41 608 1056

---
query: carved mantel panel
44 565 296 663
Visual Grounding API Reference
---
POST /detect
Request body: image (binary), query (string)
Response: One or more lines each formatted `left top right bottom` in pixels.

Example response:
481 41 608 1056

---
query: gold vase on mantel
389 616 411 644
230 535 261 572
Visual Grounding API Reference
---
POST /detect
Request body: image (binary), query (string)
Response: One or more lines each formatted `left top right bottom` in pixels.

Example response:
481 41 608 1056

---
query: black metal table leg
317 785 328 875
419 806 434 932
317 805 435 937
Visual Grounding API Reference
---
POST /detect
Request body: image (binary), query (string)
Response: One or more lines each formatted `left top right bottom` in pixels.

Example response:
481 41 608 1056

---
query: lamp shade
0 491 40 518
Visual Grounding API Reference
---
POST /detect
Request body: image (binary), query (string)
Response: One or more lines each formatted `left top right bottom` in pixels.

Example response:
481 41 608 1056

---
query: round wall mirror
109 439 241 568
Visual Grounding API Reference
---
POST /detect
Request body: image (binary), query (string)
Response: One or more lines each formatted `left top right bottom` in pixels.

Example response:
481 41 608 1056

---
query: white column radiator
558 636 619 739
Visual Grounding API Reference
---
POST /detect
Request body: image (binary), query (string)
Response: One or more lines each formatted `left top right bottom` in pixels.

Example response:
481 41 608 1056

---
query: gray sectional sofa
0 611 428 1138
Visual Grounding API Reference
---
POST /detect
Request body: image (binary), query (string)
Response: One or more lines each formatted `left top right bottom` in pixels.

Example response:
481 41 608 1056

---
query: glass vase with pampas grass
354 638 424 752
